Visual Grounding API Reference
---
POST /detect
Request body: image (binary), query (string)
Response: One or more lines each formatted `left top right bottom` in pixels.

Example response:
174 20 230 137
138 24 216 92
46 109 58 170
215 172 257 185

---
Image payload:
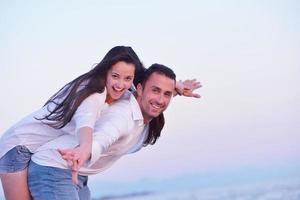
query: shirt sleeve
87 103 131 166
72 91 107 136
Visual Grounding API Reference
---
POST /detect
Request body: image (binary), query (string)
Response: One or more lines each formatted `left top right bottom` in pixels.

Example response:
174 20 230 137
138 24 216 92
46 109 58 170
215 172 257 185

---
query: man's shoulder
96 91 143 127
119 90 133 101
103 91 142 121
113 91 137 108
105 92 134 113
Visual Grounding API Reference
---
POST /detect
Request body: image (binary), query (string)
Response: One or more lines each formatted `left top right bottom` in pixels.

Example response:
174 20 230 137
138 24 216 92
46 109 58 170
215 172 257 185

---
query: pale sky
0 0 299 183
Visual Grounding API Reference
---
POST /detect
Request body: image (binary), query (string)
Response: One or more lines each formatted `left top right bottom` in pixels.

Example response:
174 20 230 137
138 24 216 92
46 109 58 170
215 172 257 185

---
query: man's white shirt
31 91 149 176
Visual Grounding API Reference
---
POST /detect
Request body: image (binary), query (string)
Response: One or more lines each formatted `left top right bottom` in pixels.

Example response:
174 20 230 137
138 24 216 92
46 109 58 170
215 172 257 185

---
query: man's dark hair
138 63 176 146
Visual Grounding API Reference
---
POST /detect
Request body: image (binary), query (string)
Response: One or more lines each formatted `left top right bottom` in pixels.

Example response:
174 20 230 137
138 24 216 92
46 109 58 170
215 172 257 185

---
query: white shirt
0 89 108 159
31 92 148 176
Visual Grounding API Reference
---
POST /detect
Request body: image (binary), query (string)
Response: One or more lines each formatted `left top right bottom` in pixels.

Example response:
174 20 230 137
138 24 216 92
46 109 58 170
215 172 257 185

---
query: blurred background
1 0 300 199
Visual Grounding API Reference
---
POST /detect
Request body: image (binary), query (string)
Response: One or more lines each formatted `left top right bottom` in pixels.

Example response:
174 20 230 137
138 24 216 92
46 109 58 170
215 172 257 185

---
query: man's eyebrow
150 85 161 90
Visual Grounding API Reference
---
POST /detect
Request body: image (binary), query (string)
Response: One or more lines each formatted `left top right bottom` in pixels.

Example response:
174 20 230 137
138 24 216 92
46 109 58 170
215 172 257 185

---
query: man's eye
165 93 172 97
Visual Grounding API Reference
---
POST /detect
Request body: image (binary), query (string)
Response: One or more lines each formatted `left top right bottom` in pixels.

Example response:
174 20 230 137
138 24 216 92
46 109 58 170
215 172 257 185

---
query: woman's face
105 61 135 104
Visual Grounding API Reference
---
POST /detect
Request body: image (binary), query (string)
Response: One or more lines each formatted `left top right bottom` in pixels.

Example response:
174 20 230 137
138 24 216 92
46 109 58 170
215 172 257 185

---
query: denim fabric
0 145 32 173
28 161 91 200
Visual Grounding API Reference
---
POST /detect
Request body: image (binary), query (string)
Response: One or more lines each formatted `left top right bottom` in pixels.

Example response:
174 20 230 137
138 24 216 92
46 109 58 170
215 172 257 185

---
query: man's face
136 72 175 123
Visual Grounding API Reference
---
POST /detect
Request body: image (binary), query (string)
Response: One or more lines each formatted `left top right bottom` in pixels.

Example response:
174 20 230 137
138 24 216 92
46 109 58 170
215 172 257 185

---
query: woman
0 46 144 200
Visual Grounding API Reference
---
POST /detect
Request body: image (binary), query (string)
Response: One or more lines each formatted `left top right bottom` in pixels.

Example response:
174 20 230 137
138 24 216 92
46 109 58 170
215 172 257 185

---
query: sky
0 0 300 185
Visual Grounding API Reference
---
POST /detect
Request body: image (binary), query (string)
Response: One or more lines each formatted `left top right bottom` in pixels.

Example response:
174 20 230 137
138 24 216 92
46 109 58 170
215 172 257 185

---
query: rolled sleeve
86 140 103 166
72 92 106 136
85 104 131 167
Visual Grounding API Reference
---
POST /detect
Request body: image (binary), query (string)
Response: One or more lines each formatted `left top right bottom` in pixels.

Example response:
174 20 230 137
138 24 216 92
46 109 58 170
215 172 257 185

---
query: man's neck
134 92 152 124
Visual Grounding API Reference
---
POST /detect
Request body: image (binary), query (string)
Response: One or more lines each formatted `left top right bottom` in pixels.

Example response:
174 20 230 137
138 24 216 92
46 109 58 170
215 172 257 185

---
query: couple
0 46 201 199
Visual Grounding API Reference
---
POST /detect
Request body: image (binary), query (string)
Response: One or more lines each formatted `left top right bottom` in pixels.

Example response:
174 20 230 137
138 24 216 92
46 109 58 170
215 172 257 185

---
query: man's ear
136 83 143 97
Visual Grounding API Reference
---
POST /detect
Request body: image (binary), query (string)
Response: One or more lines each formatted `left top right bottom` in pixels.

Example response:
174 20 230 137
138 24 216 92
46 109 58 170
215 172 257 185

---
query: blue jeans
0 145 32 173
28 161 91 200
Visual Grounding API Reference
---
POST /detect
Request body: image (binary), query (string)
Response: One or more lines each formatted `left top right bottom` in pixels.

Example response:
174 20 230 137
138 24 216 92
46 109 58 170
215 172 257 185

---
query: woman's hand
58 146 91 185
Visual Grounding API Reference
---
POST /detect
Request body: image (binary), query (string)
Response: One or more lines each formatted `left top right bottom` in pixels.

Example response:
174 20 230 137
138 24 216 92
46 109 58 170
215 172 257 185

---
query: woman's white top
0 89 108 159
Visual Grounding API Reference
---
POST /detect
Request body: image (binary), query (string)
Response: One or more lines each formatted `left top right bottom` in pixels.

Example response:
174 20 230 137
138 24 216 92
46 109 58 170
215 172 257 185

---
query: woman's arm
58 127 93 184
59 106 131 184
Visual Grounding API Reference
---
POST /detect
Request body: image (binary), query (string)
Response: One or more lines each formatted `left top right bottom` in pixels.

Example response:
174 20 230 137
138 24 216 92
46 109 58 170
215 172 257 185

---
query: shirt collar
121 91 144 126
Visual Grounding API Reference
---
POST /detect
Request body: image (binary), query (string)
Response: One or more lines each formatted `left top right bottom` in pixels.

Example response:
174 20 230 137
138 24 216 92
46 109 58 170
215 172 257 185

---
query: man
27 64 200 200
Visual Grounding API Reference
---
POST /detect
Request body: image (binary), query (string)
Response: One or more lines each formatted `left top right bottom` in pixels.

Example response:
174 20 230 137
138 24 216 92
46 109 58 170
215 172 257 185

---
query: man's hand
176 79 202 98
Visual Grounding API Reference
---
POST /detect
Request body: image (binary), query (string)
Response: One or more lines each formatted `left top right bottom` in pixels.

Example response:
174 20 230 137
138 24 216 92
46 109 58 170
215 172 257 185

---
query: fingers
182 80 202 90
62 157 79 185
61 153 74 160
184 79 197 84
58 148 75 157
58 148 81 185
67 160 74 168
72 170 79 185
77 158 85 170
62 155 75 168
60 153 75 163
182 91 201 98
58 149 74 167
71 159 80 185
72 159 79 171
192 93 201 98
191 84 201 90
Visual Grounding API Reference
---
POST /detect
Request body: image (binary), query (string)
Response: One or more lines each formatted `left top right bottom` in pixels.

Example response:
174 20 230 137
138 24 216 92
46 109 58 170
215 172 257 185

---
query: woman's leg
0 169 32 200
0 146 33 200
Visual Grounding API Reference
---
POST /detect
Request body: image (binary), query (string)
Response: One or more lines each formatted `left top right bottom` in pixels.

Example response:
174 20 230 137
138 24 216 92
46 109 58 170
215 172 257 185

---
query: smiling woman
0 46 145 200
105 61 136 104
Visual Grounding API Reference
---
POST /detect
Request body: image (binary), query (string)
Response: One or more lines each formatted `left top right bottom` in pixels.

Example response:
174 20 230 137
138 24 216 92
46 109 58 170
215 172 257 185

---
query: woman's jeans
28 161 91 200
0 145 32 173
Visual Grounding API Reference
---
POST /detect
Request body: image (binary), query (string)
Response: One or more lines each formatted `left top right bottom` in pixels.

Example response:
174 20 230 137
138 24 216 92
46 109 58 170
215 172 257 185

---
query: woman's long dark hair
37 46 144 129
136 64 176 146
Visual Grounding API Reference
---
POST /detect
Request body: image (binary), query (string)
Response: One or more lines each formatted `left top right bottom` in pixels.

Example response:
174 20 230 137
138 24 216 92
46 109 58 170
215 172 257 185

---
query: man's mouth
150 102 164 111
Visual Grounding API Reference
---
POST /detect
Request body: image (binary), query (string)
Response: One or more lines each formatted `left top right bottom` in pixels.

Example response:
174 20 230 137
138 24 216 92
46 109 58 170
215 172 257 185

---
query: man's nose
156 94 164 105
